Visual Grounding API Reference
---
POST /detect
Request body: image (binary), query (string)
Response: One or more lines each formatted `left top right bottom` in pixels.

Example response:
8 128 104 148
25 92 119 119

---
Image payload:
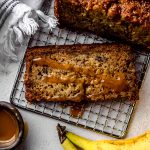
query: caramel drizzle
42 76 84 102
42 76 84 84
101 72 127 92
33 58 95 76
33 58 127 93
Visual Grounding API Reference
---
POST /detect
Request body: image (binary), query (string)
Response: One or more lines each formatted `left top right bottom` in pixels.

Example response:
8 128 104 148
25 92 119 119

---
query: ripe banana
57 124 150 150
62 138 77 150
66 131 150 150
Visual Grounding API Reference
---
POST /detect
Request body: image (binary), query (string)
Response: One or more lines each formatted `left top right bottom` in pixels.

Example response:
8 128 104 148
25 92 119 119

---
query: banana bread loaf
24 44 138 102
54 0 150 49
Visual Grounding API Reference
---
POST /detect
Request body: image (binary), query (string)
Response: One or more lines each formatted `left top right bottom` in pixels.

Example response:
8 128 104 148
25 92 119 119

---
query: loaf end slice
54 0 150 49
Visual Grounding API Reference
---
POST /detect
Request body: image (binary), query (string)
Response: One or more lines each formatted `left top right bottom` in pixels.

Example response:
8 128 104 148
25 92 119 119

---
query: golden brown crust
55 0 150 25
54 0 150 49
60 0 150 25
24 44 139 102
54 0 61 24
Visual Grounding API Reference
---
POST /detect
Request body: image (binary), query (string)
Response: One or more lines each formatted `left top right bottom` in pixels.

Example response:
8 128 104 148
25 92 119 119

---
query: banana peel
66 131 150 150
62 138 78 150
57 124 150 150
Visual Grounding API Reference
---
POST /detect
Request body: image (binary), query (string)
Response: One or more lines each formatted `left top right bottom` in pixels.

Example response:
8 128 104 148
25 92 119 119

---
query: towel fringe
18 11 39 36
36 10 58 31
0 8 58 72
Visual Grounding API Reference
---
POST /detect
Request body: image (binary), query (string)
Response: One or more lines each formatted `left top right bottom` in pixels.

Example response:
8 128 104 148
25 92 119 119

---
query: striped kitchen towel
0 0 57 72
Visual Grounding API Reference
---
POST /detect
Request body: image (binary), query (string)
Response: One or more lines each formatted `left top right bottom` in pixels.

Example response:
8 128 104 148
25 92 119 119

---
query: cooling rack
10 0 150 138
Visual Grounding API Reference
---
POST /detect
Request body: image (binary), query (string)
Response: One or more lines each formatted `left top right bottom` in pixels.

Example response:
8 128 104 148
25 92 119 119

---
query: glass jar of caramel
0 101 24 150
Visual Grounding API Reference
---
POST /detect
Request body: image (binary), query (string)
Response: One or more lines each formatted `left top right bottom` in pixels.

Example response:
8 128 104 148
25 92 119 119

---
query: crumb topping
70 0 150 25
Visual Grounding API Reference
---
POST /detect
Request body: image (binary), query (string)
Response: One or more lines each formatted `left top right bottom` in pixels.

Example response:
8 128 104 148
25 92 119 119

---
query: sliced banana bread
54 0 150 49
24 44 139 102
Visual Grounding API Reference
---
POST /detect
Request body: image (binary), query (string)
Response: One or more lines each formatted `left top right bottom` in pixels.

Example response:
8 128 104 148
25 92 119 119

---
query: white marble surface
0 55 150 150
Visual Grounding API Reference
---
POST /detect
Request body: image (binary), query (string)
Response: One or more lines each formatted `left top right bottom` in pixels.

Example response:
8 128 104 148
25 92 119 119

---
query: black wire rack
10 0 150 138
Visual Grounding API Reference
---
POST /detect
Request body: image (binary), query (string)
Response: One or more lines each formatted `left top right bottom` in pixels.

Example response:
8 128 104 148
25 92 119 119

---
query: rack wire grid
10 0 150 138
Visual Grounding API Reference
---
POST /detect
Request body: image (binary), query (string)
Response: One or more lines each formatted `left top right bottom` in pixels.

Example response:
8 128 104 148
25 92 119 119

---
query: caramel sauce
42 76 84 84
33 58 128 118
33 58 95 76
102 72 127 92
33 58 127 93
60 102 86 118
70 107 84 118
0 109 19 143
